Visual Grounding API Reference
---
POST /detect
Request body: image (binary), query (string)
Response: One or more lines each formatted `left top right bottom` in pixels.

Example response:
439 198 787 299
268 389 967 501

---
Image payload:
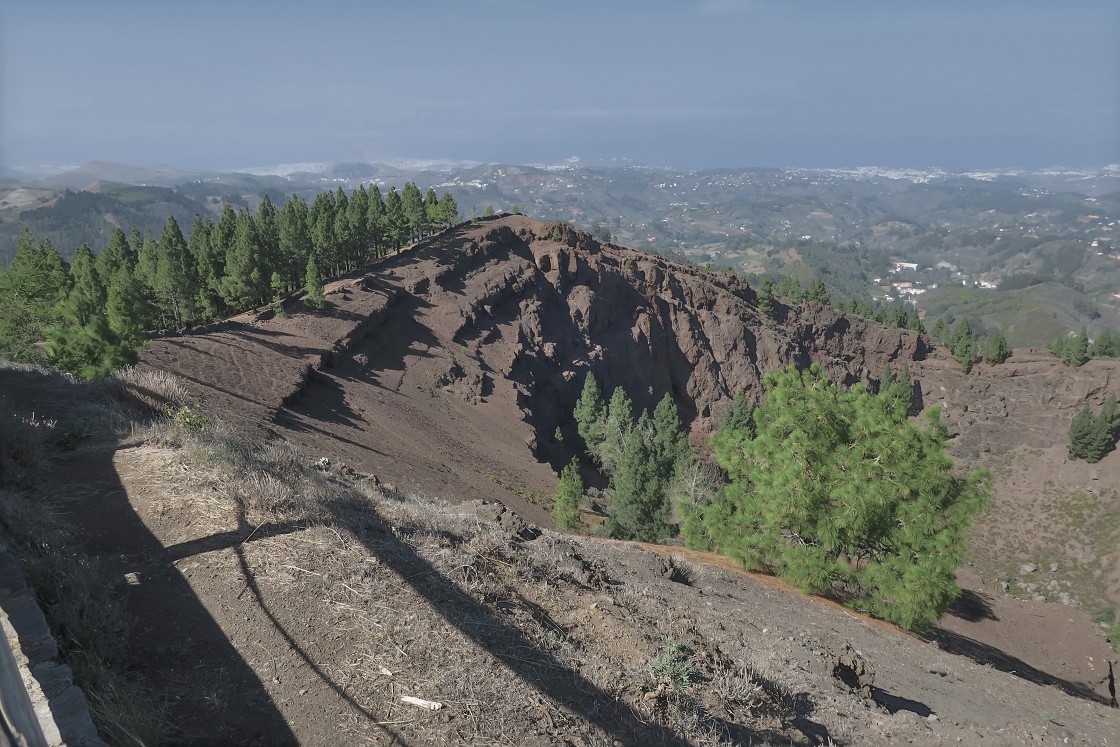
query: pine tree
222 210 266 311
1091 329 1118 358
932 318 949 346
348 186 372 264
279 195 313 290
1091 400 1119 461
401 182 425 242
608 412 672 542
775 274 802 301
44 313 137 380
0 229 70 360
310 192 339 273
304 255 325 309
574 372 606 453
806 276 830 304
688 364 989 631
651 393 689 476
368 186 387 256
756 277 775 316
1067 327 1091 367
1102 394 1120 440
384 188 408 252
255 194 281 282
552 458 583 531
96 228 136 280
714 390 754 453
189 213 225 322
597 387 636 475
66 244 105 326
424 188 440 232
105 267 151 346
1068 404 1097 461
951 318 975 373
982 330 1011 364
438 191 459 227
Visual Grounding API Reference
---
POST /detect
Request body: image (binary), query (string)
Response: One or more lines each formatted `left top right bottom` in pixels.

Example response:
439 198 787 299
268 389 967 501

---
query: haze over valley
2 1 1120 745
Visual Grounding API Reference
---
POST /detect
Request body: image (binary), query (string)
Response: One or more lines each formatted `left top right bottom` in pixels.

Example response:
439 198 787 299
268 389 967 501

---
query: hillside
142 215 927 515
3 363 1119 746
4 214 1120 744
4 161 1119 345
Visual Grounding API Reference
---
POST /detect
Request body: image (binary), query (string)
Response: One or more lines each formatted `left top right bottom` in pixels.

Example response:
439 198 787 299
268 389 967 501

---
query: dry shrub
0 397 52 486
111 365 190 414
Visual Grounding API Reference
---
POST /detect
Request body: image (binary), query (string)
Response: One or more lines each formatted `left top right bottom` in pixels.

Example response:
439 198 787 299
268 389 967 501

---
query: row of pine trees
0 183 459 377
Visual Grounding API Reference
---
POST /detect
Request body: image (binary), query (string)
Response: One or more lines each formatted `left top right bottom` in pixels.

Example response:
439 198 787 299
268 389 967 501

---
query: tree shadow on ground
872 687 933 717
927 627 1106 704
946 588 999 623
50 451 304 746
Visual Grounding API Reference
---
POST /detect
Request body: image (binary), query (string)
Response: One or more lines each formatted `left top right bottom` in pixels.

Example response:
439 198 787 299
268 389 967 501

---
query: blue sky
3 0 1117 171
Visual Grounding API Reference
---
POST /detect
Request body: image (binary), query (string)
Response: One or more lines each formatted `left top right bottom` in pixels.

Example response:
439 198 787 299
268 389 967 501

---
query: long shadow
232 327 337 360
222 497 414 746
928 626 1106 704
312 492 805 746
44 450 299 744
872 687 933 717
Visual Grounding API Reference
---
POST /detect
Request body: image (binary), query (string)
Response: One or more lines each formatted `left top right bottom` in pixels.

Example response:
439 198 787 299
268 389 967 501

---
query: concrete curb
0 534 105 747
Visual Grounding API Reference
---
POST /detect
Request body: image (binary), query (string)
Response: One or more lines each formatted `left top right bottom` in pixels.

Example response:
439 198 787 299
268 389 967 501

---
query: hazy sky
3 0 1118 171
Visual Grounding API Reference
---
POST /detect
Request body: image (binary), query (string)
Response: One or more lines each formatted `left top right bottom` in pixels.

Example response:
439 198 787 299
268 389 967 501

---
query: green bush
171 405 212 432
648 637 695 693
685 364 990 631
551 458 583 531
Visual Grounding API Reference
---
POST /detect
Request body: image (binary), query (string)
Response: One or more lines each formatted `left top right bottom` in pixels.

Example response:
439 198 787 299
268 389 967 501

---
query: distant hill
3 160 1118 345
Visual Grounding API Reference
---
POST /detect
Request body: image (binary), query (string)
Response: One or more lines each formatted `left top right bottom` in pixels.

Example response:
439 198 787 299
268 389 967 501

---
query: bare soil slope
144 215 925 516
116 215 1120 741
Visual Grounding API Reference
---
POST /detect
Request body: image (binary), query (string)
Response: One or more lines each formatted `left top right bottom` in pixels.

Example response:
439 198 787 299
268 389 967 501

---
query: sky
2 0 1118 172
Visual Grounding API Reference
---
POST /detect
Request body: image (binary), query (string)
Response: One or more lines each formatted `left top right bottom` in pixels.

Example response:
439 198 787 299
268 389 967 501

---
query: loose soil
10 216 1120 744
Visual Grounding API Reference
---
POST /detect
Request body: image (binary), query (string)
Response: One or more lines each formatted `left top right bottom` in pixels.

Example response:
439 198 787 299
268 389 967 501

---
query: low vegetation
0 184 460 378
562 364 989 632
681 364 990 631
0 364 190 744
2 362 828 745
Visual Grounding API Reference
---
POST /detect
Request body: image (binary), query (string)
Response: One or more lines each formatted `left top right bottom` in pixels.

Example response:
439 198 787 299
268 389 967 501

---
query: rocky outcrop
414 216 927 452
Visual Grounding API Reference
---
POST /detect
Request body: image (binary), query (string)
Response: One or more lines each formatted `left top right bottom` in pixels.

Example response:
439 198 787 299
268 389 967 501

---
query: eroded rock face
426 217 927 454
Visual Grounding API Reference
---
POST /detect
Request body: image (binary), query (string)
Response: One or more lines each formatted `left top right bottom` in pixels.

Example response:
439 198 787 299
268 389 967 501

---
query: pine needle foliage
686 364 990 631
552 458 583 531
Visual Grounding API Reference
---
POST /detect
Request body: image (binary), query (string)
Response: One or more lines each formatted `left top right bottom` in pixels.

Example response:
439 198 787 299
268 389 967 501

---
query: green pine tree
279 195 314 289
0 229 70 361
304 255 325 309
608 412 672 543
105 266 151 346
932 318 949 346
1068 404 1096 461
552 458 583 531
806 276 830 304
597 387 636 475
154 216 199 328
687 364 989 631
775 274 803 301
1091 329 1118 358
756 277 775 316
574 372 606 454
982 330 1011 364
438 192 460 227
1067 327 1091 366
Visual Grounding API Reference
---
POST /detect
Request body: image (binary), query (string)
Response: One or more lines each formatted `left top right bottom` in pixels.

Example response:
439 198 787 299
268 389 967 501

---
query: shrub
648 637 695 693
686 364 990 631
551 458 583 531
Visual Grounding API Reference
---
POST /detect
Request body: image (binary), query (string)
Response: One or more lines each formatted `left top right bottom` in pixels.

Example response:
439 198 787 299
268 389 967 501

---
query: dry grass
157 416 806 744
1 362 812 745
